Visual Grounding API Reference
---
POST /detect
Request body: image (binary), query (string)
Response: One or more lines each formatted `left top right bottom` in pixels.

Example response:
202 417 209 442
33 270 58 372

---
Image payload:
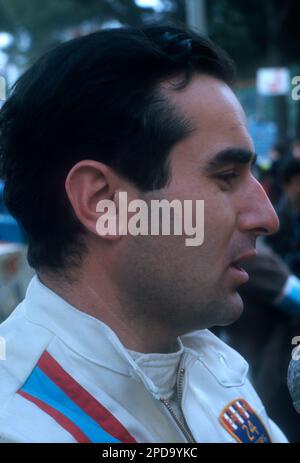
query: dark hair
281 158 300 185
0 25 235 272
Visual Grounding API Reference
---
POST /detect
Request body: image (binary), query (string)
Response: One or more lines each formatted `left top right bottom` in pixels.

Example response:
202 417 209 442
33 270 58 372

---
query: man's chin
219 291 244 326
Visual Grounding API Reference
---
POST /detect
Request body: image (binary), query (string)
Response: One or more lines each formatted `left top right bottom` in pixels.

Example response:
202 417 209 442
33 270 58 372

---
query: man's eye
216 171 238 184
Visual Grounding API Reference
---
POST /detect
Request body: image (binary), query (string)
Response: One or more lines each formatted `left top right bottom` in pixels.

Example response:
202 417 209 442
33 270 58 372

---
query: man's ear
65 160 125 241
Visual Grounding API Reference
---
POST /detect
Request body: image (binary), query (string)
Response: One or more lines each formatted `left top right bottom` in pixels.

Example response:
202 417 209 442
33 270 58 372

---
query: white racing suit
0 276 288 443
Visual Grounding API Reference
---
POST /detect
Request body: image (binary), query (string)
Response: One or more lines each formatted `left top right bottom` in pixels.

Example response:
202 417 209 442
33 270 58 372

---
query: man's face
115 75 279 334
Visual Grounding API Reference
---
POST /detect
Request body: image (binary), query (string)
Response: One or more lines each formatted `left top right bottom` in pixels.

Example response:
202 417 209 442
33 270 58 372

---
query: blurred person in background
291 139 300 160
267 158 300 276
260 141 289 205
213 239 300 442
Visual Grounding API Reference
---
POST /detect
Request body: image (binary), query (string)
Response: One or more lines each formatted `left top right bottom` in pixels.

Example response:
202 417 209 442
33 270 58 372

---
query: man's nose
238 176 280 236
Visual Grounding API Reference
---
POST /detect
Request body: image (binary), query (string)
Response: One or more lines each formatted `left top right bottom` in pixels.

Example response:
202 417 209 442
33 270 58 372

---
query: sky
135 0 165 12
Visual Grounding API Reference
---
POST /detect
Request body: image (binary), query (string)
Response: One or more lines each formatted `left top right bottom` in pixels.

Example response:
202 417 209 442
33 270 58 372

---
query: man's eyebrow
205 148 257 172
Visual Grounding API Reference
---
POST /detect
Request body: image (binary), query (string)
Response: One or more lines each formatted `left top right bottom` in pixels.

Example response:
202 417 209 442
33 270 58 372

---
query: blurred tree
207 0 300 73
1 0 299 74
0 0 299 139
207 0 300 142
0 0 186 68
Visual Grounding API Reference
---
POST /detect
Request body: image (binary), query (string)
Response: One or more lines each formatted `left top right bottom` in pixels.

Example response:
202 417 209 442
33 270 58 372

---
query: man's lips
228 250 257 283
229 250 258 269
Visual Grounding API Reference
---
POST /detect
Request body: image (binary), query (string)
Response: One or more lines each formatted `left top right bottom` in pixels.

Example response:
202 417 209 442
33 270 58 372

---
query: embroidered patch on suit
219 398 272 443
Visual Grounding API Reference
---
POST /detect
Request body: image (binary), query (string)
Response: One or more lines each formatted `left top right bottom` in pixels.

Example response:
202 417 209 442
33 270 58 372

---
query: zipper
177 367 185 403
160 365 197 443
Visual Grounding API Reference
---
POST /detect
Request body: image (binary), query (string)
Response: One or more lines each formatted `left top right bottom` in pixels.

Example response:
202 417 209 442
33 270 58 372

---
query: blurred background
1 0 300 441
1 0 300 159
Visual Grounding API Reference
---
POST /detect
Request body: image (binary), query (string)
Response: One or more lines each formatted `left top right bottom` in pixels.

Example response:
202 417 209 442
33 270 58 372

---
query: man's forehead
161 74 246 128
162 74 253 166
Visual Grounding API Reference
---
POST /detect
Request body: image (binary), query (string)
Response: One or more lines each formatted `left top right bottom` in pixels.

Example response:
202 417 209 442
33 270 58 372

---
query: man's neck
38 271 180 354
